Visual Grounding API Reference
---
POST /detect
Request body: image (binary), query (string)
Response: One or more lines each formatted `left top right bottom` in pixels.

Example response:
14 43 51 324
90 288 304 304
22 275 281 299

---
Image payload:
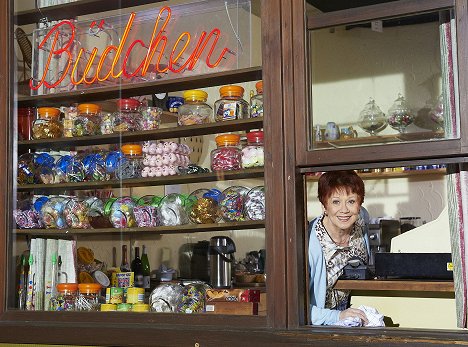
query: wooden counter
335 280 454 292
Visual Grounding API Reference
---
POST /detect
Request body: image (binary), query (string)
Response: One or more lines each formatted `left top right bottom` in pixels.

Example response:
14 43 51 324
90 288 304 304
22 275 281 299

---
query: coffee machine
368 219 401 269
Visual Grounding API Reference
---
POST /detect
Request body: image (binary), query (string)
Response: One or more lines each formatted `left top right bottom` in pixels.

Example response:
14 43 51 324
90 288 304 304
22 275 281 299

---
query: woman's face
323 188 361 233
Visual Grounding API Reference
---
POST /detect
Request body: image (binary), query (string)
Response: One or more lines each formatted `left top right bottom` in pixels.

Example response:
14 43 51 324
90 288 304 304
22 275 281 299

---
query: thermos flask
209 236 236 289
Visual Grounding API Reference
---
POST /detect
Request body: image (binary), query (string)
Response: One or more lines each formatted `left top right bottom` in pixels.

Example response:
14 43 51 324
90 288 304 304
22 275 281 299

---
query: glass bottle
211 134 242 171
17 107 35 140
120 245 131 272
387 93 415 133
177 89 213 125
358 98 387 136
73 103 101 137
32 107 63 139
250 81 263 118
242 131 264 168
115 144 143 179
50 283 78 311
112 98 142 132
214 85 249 122
131 246 144 288
141 245 151 291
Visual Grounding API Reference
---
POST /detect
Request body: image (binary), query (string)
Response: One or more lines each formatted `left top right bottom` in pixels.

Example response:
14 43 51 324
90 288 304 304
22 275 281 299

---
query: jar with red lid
211 134 242 171
214 85 249 122
116 144 143 179
17 107 35 140
250 81 263 118
242 131 264 168
73 103 101 136
76 283 102 311
32 107 63 139
112 98 142 132
50 283 78 311
178 90 212 125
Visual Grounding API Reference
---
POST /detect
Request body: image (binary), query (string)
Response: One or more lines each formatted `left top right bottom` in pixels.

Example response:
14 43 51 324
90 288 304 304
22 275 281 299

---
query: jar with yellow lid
32 107 63 139
210 134 242 171
214 85 249 122
50 283 78 311
177 90 212 126
250 81 263 118
76 283 102 311
112 98 142 132
73 103 101 137
115 144 143 179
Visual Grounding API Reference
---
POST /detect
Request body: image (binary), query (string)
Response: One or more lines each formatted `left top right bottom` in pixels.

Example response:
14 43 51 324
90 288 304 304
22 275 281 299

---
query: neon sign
30 6 235 91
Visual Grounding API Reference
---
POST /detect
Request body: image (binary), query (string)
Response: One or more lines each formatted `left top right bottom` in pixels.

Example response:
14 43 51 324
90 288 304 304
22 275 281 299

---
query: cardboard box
205 289 260 303
205 301 259 315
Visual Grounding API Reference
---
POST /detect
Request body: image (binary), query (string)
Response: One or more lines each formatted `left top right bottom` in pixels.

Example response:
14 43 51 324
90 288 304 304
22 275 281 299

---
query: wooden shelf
13 220 265 236
17 117 263 150
17 67 262 107
306 168 446 181
334 279 454 292
17 168 264 192
14 0 165 26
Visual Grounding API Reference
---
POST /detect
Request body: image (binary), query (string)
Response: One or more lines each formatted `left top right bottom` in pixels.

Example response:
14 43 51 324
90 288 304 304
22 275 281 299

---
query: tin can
126 287 145 304
106 287 124 304
117 303 132 312
100 303 117 312
132 303 150 312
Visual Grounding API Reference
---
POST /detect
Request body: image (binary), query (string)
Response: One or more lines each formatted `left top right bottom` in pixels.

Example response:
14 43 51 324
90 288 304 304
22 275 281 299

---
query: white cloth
333 305 385 327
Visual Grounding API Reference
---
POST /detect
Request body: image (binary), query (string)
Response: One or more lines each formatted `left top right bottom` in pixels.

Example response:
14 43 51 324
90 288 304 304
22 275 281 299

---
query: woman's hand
339 308 369 325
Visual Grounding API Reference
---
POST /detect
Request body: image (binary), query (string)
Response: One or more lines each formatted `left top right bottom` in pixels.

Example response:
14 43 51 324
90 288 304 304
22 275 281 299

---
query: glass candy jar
116 144 143 179
73 103 101 137
386 94 415 133
112 98 142 132
178 90 212 125
18 107 35 140
63 197 90 229
76 283 102 311
32 107 62 139
242 131 264 168
220 186 249 222
358 98 387 136
140 106 162 130
159 193 190 226
17 153 37 184
250 81 263 118
106 196 137 228
85 197 113 228
214 85 249 122
50 283 78 311
40 196 68 229
187 188 222 224
211 134 242 172
244 186 266 221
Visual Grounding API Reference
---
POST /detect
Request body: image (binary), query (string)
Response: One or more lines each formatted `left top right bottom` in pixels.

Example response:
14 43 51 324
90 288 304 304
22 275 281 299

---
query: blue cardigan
308 210 371 325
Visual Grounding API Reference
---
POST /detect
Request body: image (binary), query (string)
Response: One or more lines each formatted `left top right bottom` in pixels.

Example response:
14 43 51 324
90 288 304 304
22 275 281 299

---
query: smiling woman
308 170 372 326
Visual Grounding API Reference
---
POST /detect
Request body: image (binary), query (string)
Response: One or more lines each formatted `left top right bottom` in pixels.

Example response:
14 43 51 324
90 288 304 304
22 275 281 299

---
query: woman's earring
324 211 328 216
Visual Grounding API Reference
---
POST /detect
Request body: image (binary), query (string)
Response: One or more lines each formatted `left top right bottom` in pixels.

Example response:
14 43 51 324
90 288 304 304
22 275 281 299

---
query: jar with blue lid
81 152 109 181
105 151 125 179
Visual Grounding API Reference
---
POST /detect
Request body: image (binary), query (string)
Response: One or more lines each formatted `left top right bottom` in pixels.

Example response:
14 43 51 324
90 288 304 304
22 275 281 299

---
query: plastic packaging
214 85 249 122
178 90 212 125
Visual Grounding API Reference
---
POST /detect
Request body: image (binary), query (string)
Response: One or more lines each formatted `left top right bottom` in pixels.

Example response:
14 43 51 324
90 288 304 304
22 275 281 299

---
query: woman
308 170 370 325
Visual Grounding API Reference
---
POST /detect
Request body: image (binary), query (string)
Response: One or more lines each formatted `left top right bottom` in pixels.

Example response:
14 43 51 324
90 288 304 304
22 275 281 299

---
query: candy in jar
17 153 37 184
250 81 263 118
85 197 113 228
32 107 63 139
244 186 265 221
50 283 78 311
159 193 190 226
242 131 264 168
177 90 212 126
116 144 143 179
40 196 68 229
62 105 78 138
211 134 242 171
76 283 102 311
386 93 415 133
214 85 249 122
112 98 142 132
13 199 43 229
107 196 137 228
17 107 35 140
65 155 86 182
187 188 222 224
140 106 162 130
73 103 101 136
105 151 125 179
134 195 162 227
219 186 249 222
63 197 90 229
81 152 109 182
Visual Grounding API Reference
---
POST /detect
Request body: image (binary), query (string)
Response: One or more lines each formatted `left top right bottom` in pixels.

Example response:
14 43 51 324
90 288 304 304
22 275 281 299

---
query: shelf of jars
306 168 446 181
13 220 265 236
17 67 263 107
18 117 264 151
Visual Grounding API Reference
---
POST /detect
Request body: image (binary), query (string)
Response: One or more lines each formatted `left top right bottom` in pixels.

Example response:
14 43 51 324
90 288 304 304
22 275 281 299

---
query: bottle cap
255 81 263 93
77 103 101 114
215 134 240 146
183 90 208 101
117 98 140 110
37 107 61 119
219 85 244 98
121 144 143 156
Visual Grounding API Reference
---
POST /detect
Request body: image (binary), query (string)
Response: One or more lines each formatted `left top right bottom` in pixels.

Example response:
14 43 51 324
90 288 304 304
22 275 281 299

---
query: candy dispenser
211 134 242 171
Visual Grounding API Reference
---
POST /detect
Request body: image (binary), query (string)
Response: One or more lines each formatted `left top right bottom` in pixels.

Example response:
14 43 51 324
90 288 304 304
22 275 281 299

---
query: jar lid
37 107 60 119
183 90 208 101
117 98 140 110
93 270 110 288
121 144 142 156
77 103 101 114
219 85 244 97
215 134 240 146
57 283 79 292
255 81 263 93
78 283 102 294
246 131 264 143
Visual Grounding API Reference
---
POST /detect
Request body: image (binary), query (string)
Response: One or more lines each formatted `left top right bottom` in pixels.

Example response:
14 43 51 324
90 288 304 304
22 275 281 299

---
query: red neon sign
30 6 233 90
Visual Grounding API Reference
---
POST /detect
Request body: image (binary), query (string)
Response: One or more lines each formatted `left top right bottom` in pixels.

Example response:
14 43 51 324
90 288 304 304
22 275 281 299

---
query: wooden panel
305 168 446 180
456 0 468 152
335 280 454 292
308 0 454 29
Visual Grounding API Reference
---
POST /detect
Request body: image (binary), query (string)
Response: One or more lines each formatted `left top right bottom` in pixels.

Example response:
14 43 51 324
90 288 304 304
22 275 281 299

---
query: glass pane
308 10 459 150
11 0 265 317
